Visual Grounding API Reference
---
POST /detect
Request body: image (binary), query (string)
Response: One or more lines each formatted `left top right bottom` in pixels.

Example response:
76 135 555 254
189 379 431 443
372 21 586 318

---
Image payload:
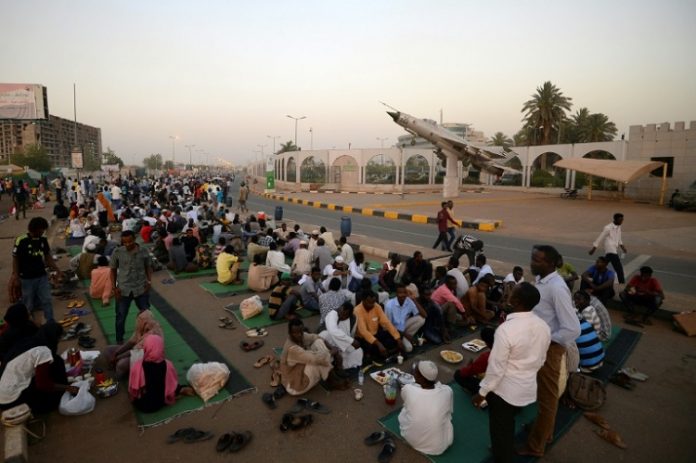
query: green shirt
110 245 151 297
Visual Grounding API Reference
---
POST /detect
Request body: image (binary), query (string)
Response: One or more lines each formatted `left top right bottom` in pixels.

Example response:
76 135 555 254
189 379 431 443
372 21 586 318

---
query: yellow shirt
354 303 400 344
216 252 238 283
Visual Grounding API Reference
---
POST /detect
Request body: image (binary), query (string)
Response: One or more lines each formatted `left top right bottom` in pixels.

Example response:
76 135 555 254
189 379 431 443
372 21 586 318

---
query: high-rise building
0 114 102 168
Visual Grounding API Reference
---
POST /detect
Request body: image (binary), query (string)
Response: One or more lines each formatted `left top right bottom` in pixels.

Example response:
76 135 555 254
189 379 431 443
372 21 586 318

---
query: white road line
623 254 652 277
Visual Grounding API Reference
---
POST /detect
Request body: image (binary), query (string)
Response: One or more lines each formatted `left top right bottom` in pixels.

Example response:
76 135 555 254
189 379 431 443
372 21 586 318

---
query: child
472 283 551 463
453 327 495 394
89 256 112 305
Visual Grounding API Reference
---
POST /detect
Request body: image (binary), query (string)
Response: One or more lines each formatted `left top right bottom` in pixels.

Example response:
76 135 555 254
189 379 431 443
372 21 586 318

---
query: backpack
567 372 606 410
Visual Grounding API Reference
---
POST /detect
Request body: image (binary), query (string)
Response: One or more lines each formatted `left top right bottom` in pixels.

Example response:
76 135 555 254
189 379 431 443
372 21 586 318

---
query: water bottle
358 370 364 386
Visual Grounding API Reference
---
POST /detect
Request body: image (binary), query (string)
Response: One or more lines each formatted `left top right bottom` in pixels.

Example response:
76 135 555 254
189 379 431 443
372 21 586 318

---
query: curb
259 192 502 232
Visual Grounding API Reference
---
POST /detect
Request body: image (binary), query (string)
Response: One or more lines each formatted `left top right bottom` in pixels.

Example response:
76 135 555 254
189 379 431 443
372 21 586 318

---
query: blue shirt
585 265 616 286
385 297 419 332
576 319 605 369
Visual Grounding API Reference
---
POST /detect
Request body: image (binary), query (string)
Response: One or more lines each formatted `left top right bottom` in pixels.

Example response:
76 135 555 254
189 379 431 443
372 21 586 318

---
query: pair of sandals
288 398 330 415
166 427 214 444
67 300 85 309
78 335 97 349
246 328 268 337
364 431 396 463
218 317 236 330
62 322 91 340
279 413 313 432
253 354 275 368
59 315 80 328
583 412 628 449
215 431 252 453
240 340 264 352
261 385 287 409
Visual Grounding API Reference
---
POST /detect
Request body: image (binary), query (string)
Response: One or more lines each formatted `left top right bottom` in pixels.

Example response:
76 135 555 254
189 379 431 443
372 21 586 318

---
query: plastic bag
240 295 263 320
59 380 96 416
186 362 230 402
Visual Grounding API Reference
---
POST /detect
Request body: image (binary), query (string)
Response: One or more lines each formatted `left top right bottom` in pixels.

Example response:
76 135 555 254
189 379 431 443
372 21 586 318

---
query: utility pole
285 114 306 149
185 144 195 170
267 135 280 154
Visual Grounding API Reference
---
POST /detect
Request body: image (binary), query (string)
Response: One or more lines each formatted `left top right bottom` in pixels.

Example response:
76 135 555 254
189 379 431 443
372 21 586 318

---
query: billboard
71 149 83 169
0 84 49 120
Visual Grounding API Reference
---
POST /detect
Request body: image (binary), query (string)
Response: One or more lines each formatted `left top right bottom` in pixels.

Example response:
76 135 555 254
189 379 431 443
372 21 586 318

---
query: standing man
110 183 123 210
589 213 627 284
432 202 456 252
11 217 61 322
446 200 458 250
238 182 248 213
110 230 152 344
12 180 28 220
518 245 580 458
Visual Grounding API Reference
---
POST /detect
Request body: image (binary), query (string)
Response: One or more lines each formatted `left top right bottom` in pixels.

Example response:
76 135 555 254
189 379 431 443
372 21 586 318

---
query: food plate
462 339 488 353
370 367 410 385
440 350 464 364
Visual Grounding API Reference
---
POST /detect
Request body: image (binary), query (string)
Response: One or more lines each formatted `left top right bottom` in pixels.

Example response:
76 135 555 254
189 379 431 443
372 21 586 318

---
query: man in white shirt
319 226 338 254
185 206 198 224
319 302 363 369
266 242 291 274
292 241 313 277
339 236 354 265
398 361 453 456
473 282 551 463
589 212 627 284
110 184 122 209
472 254 493 285
519 245 581 458
446 257 469 298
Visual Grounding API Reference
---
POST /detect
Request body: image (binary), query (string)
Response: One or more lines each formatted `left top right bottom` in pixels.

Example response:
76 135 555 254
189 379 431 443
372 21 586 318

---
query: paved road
242 185 696 297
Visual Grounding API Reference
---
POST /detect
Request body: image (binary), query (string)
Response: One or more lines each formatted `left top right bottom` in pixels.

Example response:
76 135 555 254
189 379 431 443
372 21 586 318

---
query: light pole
253 150 262 176
376 137 388 149
168 135 178 165
185 144 195 170
267 135 280 154
285 114 306 149
309 127 313 150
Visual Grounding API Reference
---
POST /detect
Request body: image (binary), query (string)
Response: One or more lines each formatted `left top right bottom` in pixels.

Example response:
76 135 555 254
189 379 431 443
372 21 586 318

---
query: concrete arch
530 151 564 171
365 153 396 184
582 150 616 160
573 141 624 160
331 155 359 186
300 156 326 183
286 156 297 183
404 154 430 184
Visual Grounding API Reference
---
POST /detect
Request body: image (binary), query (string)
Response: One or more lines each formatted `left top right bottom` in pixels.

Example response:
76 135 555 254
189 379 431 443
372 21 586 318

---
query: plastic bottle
358 370 364 386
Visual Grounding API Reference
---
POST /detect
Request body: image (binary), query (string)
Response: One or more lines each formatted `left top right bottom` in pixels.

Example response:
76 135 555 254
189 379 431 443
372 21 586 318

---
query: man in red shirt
620 266 664 325
454 327 495 394
432 202 457 252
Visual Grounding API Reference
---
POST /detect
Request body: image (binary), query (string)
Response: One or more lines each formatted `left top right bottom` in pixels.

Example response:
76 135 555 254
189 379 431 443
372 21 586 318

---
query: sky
2 0 695 166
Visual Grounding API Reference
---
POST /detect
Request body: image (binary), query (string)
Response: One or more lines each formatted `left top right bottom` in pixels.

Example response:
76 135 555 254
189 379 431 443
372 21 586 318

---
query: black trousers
359 328 399 361
433 231 451 251
605 253 625 284
488 392 521 463
453 370 480 394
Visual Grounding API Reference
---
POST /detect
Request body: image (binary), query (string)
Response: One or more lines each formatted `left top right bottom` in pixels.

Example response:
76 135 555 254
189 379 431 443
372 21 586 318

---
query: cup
383 384 397 405
354 388 363 401
417 337 425 346
397 355 404 365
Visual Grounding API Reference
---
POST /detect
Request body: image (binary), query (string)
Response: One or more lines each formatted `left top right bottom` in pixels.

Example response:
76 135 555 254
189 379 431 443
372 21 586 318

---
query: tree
143 154 163 170
521 81 573 145
163 160 174 170
583 113 617 142
12 144 52 171
103 147 124 167
277 140 299 154
487 132 514 150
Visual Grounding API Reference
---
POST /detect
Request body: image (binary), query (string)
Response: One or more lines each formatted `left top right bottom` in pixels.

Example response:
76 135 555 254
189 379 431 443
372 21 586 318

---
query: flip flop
270 369 281 387
610 373 635 390
167 427 197 443
289 398 330 414
254 354 275 368
67 300 77 309
364 431 387 446
620 367 649 382
262 392 277 409
378 438 396 463
240 340 264 352
280 413 294 432
218 320 236 330
228 431 252 452
583 412 611 430
183 430 214 443
273 385 287 400
246 328 268 338
595 428 627 449
216 433 235 452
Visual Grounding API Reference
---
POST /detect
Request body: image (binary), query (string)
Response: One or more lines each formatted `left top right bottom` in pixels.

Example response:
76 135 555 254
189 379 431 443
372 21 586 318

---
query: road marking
623 254 652 277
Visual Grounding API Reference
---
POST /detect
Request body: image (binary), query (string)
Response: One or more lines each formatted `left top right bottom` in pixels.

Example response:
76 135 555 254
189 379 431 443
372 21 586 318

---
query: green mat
199 280 250 297
168 267 218 280
228 304 314 329
67 245 82 257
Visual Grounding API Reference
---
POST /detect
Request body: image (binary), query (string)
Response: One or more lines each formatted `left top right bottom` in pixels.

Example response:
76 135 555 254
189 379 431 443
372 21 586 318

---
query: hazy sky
2 0 695 165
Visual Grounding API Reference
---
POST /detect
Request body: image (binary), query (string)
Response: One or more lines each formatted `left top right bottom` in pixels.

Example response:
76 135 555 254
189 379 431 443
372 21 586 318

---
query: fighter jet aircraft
383 103 520 177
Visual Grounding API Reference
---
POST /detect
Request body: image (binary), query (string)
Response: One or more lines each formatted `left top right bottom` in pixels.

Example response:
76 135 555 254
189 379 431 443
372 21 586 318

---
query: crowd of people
0 169 668 461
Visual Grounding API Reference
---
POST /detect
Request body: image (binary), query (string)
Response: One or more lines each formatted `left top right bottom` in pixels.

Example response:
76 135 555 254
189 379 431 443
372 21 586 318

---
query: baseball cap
417 360 438 382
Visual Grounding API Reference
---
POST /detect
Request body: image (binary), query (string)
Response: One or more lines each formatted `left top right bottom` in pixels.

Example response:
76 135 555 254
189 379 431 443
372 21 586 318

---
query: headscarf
0 303 38 360
129 310 163 348
128 334 178 405
4 321 62 365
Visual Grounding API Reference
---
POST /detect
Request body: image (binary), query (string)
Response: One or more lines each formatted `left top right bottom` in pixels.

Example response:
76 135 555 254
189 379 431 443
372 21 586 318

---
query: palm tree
521 81 573 145
487 132 514 150
584 113 617 142
277 140 299 154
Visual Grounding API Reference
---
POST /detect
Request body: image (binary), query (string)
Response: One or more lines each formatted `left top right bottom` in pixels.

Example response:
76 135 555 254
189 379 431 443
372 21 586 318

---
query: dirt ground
1 194 695 463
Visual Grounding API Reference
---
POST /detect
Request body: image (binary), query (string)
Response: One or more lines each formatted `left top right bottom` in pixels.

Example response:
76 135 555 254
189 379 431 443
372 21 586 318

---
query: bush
531 169 564 187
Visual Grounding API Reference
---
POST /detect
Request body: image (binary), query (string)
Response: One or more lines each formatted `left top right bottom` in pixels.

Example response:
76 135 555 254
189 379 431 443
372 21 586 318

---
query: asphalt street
244 188 695 297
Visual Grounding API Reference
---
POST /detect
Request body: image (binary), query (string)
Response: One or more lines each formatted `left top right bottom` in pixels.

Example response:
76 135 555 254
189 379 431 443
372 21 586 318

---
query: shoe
228 431 252 452
364 431 387 446
216 433 235 452
378 438 396 463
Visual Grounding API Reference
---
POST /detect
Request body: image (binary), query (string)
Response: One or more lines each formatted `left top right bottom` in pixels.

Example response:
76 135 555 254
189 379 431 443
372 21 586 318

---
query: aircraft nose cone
387 111 400 122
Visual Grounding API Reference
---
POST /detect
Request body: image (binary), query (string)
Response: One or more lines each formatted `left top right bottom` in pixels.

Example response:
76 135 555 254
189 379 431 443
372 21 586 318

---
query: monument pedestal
442 152 460 198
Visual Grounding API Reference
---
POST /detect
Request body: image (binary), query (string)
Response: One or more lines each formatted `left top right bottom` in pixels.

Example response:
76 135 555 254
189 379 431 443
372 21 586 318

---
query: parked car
672 181 696 211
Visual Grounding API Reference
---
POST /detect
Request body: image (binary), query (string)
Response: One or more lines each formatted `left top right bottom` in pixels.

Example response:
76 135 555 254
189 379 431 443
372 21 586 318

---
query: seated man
557 256 579 291
453 327 495 394
620 266 665 325
573 290 611 342
379 254 401 293
247 254 279 292
246 235 269 265
319 226 338 255
575 311 605 373
167 237 198 274
432 275 472 327
502 266 524 303
413 287 449 345
180 228 199 262
339 235 354 265
385 284 427 352
403 251 432 288
268 277 300 321
280 319 347 395
322 256 348 291
89 256 112 305
462 274 496 323
354 290 404 361
319 277 347 329
580 256 616 303
470 254 493 285
446 257 469 298
282 232 301 258
313 238 334 273
216 245 242 285
299 267 324 312
266 242 291 274
398 361 454 456
291 240 313 277
319 302 364 370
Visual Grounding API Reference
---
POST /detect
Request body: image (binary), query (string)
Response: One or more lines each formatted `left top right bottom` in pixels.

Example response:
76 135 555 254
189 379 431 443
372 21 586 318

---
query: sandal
218 319 236 329
216 433 235 452
610 372 635 390
262 392 277 409
280 413 294 432
228 431 252 452
619 367 648 382
167 427 197 443
595 428 627 449
240 340 264 352
270 369 281 387
183 429 214 443
245 328 268 338
272 385 287 400
583 412 611 430
378 437 396 463
289 398 330 415
254 354 275 368
281 413 313 431
364 431 387 446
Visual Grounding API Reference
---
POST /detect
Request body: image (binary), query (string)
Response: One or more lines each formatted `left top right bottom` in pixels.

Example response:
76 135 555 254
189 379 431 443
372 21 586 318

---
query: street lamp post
185 144 195 170
267 135 280 154
309 127 313 150
168 135 178 165
376 137 388 149
285 115 306 149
